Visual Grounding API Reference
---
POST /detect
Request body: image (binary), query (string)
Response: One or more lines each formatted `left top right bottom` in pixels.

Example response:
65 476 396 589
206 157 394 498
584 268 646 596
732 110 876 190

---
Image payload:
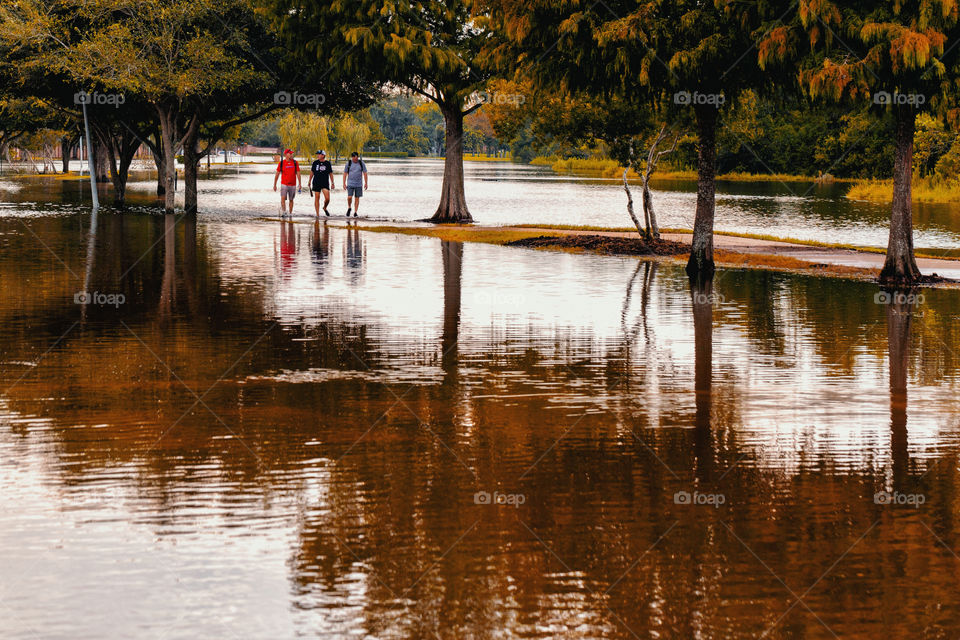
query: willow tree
486 0 774 278
760 0 960 284
271 0 494 222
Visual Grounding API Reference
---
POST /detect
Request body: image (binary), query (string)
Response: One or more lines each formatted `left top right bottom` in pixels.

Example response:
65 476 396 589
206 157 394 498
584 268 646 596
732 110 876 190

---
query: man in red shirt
273 149 302 216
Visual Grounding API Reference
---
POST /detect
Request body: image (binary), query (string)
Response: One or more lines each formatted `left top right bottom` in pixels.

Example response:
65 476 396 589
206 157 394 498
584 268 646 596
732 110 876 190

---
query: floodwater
5 157 960 250
2 173 960 639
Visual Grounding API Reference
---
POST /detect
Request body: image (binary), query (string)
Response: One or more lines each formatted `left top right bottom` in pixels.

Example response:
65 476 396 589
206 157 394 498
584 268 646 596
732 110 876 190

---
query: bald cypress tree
761 0 960 284
486 0 776 278
272 0 493 223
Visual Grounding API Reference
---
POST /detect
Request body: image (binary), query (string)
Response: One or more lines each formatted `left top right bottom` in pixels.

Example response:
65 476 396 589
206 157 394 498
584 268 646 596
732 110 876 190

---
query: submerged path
508 226 960 281
271 217 960 283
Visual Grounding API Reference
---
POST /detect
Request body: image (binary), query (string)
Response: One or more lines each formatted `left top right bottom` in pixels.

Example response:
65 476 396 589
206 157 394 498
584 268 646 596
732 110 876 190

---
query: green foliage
2 0 276 106
271 0 490 109
913 113 954 177
402 124 430 156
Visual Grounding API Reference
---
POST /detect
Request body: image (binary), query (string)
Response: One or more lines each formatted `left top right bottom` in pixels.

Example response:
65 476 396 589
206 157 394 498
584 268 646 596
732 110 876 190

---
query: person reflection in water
344 221 364 283
279 219 297 279
311 220 330 282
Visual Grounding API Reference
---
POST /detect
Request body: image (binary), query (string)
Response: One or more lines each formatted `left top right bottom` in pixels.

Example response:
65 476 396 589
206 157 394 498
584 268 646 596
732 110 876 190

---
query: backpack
346 158 366 172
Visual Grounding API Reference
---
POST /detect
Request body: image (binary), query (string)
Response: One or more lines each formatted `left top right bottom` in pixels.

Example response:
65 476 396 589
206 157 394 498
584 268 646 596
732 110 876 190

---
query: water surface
2 193 960 638
4 158 960 250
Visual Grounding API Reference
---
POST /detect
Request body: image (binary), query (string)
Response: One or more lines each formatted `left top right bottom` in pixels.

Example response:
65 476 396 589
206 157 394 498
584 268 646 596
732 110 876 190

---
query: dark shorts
312 179 330 192
347 186 363 198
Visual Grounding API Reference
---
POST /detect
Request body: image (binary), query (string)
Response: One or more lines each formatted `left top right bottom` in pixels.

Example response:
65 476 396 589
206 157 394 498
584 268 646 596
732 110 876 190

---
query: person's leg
322 189 330 213
353 193 360 215
313 190 320 216
346 194 353 215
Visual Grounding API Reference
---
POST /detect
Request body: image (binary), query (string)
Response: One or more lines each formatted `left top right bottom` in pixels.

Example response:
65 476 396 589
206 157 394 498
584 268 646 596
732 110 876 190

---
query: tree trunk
94 138 110 183
184 155 198 214
157 106 179 213
144 129 166 197
112 139 137 208
623 168 645 237
431 103 472 223
154 151 166 197
94 124 140 208
641 177 659 239
61 136 71 173
686 106 717 279
183 143 198 215
879 106 921 285
181 116 202 214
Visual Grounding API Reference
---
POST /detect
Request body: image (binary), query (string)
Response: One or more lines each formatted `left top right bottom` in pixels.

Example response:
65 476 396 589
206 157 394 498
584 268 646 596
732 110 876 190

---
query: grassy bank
845 177 960 203
531 156 830 183
507 223 960 259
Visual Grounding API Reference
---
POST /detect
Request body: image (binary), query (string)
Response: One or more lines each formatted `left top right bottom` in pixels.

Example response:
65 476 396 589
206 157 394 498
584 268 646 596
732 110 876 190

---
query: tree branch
196 103 281 157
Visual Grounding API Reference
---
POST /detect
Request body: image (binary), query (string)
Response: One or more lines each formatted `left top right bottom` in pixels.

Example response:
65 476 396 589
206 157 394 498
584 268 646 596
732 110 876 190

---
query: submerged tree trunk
431 103 472 223
157 106 179 213
144 129 166 197
94 138 110 183
181 116 202 214
61 136 72 173
183 154 198 214
112 141 137 208
155 154 166 197
686 106 718 279
879 106 921 285
94 124 139 208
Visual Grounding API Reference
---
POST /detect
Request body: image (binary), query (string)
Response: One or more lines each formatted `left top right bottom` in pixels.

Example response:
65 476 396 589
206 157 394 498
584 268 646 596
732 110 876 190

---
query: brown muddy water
2 189 960 638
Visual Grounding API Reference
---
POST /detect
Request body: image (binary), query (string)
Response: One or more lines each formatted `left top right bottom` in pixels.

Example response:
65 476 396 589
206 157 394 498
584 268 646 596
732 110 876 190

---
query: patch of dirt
506 234 687 256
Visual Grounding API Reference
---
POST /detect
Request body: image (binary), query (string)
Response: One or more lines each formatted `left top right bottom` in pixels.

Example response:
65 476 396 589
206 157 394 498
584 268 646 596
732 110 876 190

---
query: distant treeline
236 95 505 158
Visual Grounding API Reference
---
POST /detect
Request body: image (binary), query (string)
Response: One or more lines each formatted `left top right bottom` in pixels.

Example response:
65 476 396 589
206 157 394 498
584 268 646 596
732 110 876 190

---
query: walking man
273 149 302 216
310 150 334 216
343 152 368 217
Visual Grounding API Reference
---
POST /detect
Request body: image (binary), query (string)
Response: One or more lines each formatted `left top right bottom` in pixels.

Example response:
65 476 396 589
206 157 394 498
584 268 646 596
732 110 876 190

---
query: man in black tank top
310 150 334 216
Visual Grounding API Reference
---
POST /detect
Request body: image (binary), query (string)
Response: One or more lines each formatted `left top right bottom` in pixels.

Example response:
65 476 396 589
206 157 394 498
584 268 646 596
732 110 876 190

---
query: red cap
284 149 293 154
